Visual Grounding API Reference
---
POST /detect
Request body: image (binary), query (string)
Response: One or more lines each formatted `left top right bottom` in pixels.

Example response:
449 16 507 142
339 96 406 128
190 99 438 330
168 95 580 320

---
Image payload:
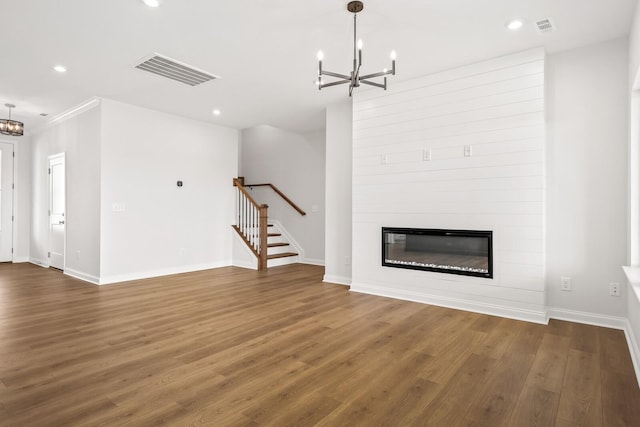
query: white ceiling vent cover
536 18 556 33
134 53 220 86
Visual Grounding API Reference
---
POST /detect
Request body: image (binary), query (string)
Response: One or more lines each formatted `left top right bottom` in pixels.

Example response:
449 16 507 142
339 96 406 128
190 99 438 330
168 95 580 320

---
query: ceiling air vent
535 18 555 34
134 53 220 86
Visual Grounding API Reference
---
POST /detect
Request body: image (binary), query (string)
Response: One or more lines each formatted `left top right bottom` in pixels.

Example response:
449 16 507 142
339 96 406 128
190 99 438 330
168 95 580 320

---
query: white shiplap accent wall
351 48 546 323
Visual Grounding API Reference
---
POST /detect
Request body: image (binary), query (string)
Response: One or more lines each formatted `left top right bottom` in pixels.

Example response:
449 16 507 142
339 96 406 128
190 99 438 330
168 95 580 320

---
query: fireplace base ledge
350 282 547 324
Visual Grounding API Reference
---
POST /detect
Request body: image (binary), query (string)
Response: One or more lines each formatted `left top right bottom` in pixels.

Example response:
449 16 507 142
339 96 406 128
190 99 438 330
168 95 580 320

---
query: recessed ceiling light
53 65 67 73
141 0 160 7
212 109 221 116
40 113 49 117
506 19 524 31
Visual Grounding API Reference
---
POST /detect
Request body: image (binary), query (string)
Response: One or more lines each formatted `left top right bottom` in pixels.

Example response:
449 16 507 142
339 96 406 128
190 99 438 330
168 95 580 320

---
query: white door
0 142 14 262
49 154 65 270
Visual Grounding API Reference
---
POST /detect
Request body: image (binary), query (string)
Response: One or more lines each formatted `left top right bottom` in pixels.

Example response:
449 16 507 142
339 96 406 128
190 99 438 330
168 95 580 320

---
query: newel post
258 204 269 271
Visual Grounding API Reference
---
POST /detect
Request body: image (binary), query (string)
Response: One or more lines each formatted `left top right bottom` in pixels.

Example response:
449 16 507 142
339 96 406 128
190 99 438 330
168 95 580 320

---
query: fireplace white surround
350 48 546 323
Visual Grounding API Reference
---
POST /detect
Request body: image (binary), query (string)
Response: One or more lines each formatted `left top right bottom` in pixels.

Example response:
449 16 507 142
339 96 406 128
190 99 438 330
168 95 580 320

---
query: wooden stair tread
268 242 290 248
247 233 282 238
267 252 298 260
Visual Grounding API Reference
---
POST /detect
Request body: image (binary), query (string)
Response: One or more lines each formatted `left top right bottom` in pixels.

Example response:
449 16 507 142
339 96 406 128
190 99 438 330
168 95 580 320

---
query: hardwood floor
0 263 639 426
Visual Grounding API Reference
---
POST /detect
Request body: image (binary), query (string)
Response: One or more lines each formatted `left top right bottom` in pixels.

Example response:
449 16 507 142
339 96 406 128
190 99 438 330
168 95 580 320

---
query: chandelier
0 104 24 136
317 1 396 96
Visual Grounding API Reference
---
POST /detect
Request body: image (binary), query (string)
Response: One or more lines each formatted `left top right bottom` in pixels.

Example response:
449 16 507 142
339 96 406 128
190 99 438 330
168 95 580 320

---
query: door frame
48 152 66 270
0 139 16 262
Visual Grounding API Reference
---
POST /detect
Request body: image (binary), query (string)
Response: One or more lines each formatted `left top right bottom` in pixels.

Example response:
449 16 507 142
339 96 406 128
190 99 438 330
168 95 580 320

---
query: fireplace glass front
382 227 493 278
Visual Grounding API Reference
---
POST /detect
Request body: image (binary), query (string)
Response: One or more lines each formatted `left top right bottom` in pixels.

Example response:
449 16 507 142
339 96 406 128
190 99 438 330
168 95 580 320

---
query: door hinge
11 248 13 254
11 215 14 221
48 168 51 174
12 151 15 158
47 252 51 258
12 183 14 190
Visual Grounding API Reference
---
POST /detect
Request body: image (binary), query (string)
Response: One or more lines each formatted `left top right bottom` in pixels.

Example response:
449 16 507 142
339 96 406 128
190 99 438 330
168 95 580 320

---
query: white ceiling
0 0 637 135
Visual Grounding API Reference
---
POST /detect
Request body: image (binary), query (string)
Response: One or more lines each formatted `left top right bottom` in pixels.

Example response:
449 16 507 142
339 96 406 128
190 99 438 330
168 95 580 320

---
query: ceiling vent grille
535 18 555 33
134 53 220 86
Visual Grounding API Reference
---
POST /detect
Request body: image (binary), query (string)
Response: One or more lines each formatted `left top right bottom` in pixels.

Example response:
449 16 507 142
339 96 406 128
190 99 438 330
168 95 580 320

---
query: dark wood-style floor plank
0 263 638 426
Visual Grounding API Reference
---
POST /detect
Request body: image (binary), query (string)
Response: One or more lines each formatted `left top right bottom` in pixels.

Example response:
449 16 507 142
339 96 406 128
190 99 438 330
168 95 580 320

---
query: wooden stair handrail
233 178 266 210
233 177 269 270
244 183 306 216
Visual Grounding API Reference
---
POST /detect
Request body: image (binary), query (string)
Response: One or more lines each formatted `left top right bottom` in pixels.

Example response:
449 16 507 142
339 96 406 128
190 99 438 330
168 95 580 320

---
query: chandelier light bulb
317 51 324 61
142 0 160 7
390 50 397 60
357 39 363 50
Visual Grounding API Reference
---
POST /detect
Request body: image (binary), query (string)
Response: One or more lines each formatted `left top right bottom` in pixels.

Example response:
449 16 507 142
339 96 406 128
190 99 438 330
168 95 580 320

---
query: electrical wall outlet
380 154 389 165
464 145 473 157
422 149 431 161
609 282 621 297
560 277 572 291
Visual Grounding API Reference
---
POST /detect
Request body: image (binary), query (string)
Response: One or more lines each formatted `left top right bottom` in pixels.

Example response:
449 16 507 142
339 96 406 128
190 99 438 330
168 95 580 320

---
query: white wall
351 48 546 323
324 100 353 285
630 4 640 90
30 103 102 280
240 125 326 264
626 3 640 383
15 136 31 262
546 38 629 319
100 99 238 283
628 2 640 267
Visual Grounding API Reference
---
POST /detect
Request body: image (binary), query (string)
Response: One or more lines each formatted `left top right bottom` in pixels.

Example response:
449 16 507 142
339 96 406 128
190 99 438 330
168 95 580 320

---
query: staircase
232 177 304 270
264 225 299 265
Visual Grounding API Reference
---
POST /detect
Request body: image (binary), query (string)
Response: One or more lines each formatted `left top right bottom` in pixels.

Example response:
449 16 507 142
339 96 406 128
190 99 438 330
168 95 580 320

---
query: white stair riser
267 255 299 267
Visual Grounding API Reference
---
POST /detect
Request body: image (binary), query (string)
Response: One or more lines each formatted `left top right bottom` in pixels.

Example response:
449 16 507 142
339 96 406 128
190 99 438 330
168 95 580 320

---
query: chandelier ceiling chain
317 1 396 96
0 103 24 137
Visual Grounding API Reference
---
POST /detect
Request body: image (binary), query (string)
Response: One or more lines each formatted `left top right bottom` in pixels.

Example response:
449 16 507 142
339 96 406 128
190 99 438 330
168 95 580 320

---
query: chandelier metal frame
0 104 24 137
317 1 396 96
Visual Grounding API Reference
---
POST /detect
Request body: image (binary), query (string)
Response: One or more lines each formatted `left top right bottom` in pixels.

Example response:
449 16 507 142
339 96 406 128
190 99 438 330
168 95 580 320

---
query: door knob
59 220 65 225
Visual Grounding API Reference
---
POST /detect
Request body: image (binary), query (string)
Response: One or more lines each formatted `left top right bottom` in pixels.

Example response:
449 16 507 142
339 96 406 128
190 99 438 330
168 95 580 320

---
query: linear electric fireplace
382 227 493 278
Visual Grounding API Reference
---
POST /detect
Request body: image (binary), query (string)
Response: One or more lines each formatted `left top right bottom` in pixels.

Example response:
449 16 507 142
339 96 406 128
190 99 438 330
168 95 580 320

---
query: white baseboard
12 256 29 263
300 258 325 266
64 268 100 285
29 257 49 268
232 259 258 270
323 274 351 286
350 282 548 324
98 260 232 285
546 306 627 330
